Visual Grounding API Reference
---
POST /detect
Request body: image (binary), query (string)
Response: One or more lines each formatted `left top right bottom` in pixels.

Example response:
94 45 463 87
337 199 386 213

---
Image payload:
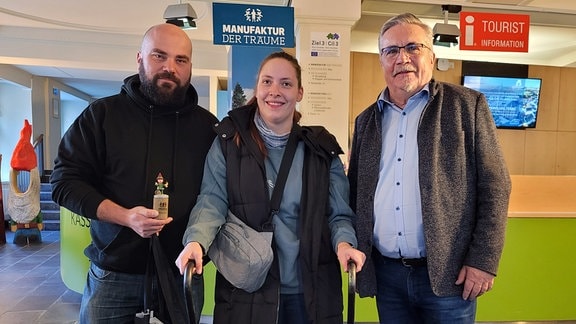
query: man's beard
139 65 190 106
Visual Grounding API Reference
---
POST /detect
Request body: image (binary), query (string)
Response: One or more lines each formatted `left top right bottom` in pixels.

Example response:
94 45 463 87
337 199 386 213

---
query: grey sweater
348 79 512 297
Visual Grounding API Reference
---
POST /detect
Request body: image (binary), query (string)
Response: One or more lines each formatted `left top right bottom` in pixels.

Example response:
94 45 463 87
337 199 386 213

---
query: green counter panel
60 208 576 322
60 207 91 294
475 217 576 321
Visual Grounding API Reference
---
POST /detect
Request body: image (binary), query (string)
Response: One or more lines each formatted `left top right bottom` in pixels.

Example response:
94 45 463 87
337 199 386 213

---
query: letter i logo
464 15 475 46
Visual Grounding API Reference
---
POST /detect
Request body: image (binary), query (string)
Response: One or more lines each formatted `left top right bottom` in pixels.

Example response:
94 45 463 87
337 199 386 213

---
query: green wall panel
476 217 576 321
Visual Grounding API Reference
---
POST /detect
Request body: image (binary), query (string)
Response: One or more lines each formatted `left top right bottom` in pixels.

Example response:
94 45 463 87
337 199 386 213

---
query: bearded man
51 23 217 323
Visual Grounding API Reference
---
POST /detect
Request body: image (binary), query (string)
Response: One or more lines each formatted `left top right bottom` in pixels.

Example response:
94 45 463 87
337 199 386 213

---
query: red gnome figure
8 119 43 244
10 119 37 171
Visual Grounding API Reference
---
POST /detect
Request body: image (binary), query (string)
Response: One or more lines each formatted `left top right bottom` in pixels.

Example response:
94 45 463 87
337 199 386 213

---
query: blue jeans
80 263 148 324
373 252 476 324
278 293 311 324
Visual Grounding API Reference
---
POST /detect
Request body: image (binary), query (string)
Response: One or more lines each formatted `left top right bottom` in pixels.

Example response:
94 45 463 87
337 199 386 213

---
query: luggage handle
183 260 204 324
347 260 357 324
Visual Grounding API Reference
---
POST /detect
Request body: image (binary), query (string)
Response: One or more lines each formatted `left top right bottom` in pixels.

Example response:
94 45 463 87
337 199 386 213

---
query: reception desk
60 176 576 322
475 175 576 321
507 175 576 218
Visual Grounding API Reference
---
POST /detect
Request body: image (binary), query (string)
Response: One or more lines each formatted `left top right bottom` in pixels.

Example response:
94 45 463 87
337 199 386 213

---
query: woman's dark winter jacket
50 74 218 274
211 104 346 324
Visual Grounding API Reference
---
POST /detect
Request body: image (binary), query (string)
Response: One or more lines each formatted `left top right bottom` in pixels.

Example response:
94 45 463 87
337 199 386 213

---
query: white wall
60 97 88 136
0 82 32 183
198 96 209 113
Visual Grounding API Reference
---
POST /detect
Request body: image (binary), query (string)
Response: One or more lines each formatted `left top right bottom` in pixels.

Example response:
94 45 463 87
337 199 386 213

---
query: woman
176 51 365 324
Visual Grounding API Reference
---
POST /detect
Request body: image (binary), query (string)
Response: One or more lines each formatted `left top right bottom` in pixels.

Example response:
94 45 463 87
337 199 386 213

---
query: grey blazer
348 79 511 297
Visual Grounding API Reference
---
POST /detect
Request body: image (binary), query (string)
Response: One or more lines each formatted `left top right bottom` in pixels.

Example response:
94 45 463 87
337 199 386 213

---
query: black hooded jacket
51 74 218 273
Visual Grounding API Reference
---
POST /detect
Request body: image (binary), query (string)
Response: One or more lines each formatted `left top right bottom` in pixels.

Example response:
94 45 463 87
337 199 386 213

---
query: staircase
40 178 60 231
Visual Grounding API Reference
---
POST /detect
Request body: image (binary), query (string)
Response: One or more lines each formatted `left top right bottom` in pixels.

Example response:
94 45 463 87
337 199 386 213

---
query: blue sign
212 3 294 48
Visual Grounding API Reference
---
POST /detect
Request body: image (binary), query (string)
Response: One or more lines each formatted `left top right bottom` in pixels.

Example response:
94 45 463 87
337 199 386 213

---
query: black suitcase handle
347 260 357 324
183 261 204 324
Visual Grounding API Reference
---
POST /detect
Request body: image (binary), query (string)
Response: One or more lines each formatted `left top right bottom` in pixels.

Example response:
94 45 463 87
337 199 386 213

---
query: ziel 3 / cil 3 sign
459 12 530 52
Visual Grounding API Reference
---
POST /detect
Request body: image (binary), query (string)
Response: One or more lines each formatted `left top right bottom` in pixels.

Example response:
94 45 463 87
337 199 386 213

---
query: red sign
459 12 530 52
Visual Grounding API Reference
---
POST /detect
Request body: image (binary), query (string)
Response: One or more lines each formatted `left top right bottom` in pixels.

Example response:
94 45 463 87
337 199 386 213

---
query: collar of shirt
377 84 430 112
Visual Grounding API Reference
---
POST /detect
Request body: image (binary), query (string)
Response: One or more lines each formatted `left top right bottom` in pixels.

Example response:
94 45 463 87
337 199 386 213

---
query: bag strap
142 238 154 313
269 126 299 217
151 235 189 323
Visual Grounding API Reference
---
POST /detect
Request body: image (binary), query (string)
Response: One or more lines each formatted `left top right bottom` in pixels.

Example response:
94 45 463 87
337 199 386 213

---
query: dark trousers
373 251 476 324
278 293 311 324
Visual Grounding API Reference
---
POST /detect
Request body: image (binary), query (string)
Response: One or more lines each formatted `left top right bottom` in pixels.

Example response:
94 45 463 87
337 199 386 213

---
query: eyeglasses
380 43 431 59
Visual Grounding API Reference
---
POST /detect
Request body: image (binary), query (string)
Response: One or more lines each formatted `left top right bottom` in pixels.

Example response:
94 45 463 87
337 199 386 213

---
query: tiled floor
0 230 81 324
0 229 574 324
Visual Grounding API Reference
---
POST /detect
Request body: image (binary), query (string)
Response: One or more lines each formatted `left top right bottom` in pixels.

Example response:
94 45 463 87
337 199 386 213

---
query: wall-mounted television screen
462 75 542 129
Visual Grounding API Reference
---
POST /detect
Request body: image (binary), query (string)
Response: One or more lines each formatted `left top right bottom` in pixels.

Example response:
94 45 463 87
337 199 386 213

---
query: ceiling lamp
164 3 197 30
433 5 461 47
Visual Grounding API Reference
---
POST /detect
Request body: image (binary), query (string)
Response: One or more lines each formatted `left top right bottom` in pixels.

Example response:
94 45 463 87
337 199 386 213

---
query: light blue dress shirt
373 86 430 259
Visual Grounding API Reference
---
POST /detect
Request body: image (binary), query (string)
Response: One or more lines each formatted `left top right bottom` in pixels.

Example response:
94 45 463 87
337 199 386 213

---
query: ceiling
355 0 576 67
1 0 576 101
